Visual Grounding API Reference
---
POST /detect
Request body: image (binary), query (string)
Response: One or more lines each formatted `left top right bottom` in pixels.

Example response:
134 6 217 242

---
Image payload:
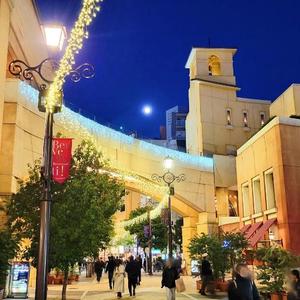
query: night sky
36 0 300 138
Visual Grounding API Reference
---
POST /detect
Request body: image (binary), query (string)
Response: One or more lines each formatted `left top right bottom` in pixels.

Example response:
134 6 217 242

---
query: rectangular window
243 111 248 127
265 170 276 209
260 112 266 126
252 177 262 214
226 108 232 126
242 183 250 217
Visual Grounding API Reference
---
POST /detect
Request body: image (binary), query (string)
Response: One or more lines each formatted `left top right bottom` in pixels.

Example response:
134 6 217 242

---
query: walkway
29 273 227 300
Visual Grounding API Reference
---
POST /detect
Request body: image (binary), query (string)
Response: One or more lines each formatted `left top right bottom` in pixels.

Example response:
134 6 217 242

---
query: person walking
161 258 179 300
114 259 125 298
106 256 116 290
94 258 105 283
288 269 300 300
199 253 213 296
228 264 260 300
135 256 143 285
125 256 139 296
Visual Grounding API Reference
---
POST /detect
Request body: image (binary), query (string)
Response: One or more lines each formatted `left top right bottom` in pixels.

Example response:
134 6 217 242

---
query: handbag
175 277 186 293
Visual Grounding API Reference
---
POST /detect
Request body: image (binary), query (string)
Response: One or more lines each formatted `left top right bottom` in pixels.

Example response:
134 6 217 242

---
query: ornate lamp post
151 156 185 258
8 24 95 300
144 196 155 275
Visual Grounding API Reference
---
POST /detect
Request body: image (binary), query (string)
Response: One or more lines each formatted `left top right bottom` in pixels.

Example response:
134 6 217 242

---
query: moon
142 105 152 115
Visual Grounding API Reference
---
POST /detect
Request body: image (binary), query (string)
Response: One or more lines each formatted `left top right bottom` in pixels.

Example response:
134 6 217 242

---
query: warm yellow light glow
42 25 66 51
164 156 173 170
46 0 102 112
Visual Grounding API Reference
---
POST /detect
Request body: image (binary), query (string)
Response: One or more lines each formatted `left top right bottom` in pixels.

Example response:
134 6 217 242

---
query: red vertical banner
52 138 72 184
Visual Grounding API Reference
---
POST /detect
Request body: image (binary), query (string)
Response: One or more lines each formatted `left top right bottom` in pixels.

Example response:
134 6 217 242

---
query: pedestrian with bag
94 257 105 282
125 256 139 296
161 258 180 300
228 264 260 300
199 253 213 296
106 256 116 290
113 259 126 298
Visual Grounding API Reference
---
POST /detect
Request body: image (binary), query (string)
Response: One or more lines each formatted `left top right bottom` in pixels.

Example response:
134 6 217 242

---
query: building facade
166 106 188 152
185 48 271 156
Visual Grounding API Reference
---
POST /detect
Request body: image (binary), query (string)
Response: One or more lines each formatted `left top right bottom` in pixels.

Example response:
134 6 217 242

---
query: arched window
208 55 221 76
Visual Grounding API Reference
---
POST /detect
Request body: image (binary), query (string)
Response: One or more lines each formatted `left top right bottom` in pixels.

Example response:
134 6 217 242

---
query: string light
46 0 102 111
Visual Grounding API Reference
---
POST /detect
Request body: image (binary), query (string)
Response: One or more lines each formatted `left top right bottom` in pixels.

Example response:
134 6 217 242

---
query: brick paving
29 272 227 300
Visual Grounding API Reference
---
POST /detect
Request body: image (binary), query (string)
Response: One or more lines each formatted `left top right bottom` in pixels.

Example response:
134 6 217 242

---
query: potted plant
189 233 230 292
256 247 299 300
221 231 249 292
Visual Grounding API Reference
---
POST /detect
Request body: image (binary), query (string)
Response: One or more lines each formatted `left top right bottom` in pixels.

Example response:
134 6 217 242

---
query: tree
0 198 19 291
189 233 230 281
7 140 124 300
221 232 249 278
125 207 168 252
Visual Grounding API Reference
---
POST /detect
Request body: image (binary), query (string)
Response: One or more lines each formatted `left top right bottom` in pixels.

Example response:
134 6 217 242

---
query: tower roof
185 47 238 69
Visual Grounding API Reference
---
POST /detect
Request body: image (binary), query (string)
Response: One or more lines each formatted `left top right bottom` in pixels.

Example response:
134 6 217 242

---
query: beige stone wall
0 0 10 150
270 84 300 117
236 116 300 253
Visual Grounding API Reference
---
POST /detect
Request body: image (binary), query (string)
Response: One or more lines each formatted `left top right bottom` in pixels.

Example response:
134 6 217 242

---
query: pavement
28 272 227 300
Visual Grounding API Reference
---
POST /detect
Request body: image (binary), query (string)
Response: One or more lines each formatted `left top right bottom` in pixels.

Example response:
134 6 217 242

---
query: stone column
182 216 197 274
0 0 10 150
197 212 218 235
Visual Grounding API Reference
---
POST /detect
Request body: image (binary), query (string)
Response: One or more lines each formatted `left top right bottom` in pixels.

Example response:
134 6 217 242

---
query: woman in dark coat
161 259 179 300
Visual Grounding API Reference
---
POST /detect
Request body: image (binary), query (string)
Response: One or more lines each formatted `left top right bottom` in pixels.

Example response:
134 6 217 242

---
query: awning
249 219 277 247
245 222 263 239
240 224 251 234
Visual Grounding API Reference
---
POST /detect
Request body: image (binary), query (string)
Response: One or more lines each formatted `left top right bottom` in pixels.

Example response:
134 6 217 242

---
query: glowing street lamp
152 157 185 258
42 24 67 51
163 156 173 171
9 23 94 300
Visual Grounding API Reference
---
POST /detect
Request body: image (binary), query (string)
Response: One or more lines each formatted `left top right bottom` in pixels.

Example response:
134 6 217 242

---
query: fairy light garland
46 0 102 111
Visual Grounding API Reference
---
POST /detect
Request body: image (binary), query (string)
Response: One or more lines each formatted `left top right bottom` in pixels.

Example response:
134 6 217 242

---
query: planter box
271 293 288 300
218 281 228 292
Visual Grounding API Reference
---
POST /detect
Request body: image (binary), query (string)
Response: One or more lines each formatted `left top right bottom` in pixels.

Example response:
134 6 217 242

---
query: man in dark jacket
125 256 140 296
228 264 260 300
105 256 116 290
94 258 105 282
200 254 213 296
135 255 143 285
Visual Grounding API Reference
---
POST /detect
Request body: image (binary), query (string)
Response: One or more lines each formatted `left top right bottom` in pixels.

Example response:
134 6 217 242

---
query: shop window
242 183 250 217
226 108 232 126
243 111 249 127
260 112 266 126
252 176 262 214
265 170 276 209
208 55 221 76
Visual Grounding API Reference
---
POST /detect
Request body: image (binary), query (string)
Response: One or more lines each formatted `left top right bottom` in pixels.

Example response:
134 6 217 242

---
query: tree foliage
125 207 168 252
7 140 124 298
255 247 299 294
0 200 19 289
189 232 249 280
